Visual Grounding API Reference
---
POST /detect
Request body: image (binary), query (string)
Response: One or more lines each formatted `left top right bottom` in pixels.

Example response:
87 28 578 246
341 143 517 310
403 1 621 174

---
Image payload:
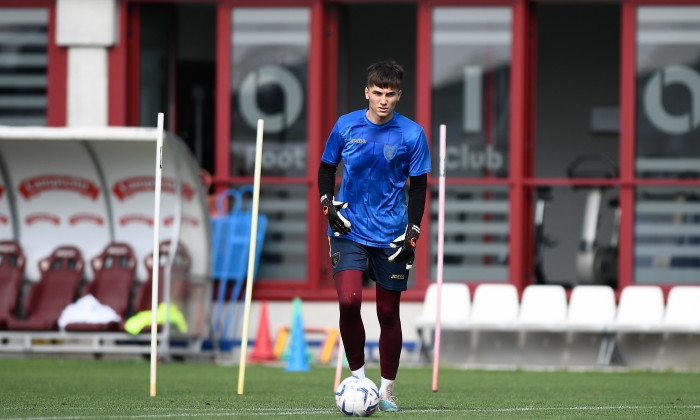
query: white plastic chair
414 282 471 331
414 282 470 362
516 284 568 331
565 285 616 332
469 283 519 330
610 285 664 332
660 286 700 333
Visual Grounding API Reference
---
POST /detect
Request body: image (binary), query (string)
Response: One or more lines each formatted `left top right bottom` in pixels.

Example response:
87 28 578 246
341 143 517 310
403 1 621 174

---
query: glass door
532 2 622 289
226 5 313 285
126 2 216 173
429 5 514 285
330 2 419 289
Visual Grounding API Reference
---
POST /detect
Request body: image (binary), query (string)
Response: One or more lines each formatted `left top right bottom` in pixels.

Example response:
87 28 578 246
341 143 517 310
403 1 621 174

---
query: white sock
379 377 394 395
351 365 365 378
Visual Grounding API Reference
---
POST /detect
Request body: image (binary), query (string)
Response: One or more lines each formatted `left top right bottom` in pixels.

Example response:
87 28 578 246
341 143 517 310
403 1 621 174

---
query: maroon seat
0 241 25 330
65 243 136 332
122 241 190 332
6 246 84 331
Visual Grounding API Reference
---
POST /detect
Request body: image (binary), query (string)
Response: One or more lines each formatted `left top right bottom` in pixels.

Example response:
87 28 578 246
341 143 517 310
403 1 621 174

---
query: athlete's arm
318 161 337 198
389 173 428 269
318 161 351 236
407 173 427 226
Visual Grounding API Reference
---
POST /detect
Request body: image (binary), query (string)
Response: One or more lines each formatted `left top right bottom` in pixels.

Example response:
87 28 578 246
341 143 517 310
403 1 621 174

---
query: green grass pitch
1 358 699 419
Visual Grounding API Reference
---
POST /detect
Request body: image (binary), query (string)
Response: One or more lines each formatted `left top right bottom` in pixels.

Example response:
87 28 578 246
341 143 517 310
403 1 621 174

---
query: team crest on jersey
384 145 397 161
331 252 340 268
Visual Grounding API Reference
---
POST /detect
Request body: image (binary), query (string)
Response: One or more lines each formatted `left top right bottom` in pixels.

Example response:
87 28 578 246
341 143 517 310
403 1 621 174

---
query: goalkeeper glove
321 193 351 236
388 223 420 270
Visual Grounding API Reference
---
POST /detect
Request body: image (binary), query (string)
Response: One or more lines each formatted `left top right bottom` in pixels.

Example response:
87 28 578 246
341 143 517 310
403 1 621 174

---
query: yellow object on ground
124 303 189 335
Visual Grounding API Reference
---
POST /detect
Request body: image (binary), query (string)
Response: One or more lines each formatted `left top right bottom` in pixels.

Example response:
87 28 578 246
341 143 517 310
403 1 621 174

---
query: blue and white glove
388 223 420 270
321 193 351 237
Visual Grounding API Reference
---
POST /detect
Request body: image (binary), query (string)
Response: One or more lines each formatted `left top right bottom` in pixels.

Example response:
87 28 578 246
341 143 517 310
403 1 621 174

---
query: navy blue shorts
328 237 409 292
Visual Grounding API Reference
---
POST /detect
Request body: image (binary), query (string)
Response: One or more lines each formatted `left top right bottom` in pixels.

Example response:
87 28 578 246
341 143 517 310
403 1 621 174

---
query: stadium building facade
1 0 699 303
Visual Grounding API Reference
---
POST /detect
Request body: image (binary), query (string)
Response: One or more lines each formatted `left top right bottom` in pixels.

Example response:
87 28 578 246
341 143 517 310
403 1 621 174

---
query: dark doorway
133 2 216 174
336 3 417 120
533 2 621 286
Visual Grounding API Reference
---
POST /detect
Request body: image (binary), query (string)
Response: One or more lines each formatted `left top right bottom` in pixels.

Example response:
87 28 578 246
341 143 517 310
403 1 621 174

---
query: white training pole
237 118 264 395
334 337 345 391
432 124 446 392
150 112 165 397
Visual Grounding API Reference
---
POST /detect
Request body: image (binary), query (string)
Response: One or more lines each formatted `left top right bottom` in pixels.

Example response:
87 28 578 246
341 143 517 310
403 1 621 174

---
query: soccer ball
335 375 379 417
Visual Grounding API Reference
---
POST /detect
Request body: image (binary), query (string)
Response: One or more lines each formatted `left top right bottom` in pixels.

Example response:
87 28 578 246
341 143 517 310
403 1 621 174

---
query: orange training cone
250 301 276 362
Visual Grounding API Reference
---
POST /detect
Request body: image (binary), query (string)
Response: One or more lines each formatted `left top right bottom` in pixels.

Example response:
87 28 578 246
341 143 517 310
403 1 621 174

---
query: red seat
0 241 25 330
122 241 190 332
65 243 137 332
6 246 84 331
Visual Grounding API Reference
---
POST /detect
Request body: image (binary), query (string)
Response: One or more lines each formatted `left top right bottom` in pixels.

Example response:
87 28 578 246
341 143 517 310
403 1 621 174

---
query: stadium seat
517 284 568 331
468 283 519 330
610 285 664 332
415 282 471 331
659 286 700 333
599 285 665 367
124 241 190 333
0 241 25 329
414 283 471 360
6 246 84 331
64 243 137 331
565 285 616 332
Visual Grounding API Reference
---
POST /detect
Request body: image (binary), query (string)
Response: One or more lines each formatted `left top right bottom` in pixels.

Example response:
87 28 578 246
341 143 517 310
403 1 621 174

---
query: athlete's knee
338 293 362 316
376 304 400 326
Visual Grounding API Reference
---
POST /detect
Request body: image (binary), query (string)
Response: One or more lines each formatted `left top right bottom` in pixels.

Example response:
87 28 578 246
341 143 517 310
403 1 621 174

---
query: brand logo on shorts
384 145 397 161
331 252 340 268
390 274 404 280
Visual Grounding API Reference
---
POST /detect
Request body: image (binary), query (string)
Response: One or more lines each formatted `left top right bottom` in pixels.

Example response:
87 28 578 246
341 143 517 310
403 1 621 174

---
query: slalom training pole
334 337 345 391
150 112 165 397
238 119 264 395
432 124 446 392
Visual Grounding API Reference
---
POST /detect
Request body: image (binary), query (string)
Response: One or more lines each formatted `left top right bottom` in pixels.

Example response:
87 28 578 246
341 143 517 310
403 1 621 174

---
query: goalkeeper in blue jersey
318 61 431 412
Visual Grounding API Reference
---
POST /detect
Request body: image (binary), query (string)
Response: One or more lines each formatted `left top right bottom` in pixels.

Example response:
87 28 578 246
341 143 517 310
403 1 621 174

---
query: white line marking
4 405 700 419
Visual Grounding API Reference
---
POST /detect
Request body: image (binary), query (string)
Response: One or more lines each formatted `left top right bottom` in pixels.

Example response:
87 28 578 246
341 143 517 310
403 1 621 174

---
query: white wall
56 0 118 126
67 48 109 126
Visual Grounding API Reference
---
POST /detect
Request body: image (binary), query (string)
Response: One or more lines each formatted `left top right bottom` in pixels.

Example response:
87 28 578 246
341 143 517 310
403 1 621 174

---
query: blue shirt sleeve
321 122 344 166
409 128 432 177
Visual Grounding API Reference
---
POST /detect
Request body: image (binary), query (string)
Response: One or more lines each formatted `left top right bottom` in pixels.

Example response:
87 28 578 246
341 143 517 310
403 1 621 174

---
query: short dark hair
366 61 403 90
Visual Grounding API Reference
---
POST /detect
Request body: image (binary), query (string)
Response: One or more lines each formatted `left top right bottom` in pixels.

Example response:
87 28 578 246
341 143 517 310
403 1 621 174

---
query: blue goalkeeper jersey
321 109 432 247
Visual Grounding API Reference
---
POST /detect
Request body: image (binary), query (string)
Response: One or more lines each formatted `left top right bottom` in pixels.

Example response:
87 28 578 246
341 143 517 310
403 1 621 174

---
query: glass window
257 184 307 281
336 3 416 119
430 185 509 282
534 186 619 287
431 7 511 179
229 8 310 282
219 183 307 282
230 8 310 178
534 3 620 179
636 7 700 179
0 8 48 126
635 187 700 284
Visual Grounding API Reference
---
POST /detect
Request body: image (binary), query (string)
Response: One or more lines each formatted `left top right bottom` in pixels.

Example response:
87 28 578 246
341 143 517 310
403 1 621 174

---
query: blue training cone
286 299 311 371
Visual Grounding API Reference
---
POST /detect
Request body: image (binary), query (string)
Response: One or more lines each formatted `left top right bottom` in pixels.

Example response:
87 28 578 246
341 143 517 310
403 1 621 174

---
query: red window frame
618 0 700 298
215 0 334 301
0 0 66 126
523 0 700 299
107 0 700 302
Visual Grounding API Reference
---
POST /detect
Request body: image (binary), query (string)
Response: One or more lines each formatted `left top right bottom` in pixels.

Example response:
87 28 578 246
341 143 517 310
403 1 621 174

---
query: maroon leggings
334 269 402 380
